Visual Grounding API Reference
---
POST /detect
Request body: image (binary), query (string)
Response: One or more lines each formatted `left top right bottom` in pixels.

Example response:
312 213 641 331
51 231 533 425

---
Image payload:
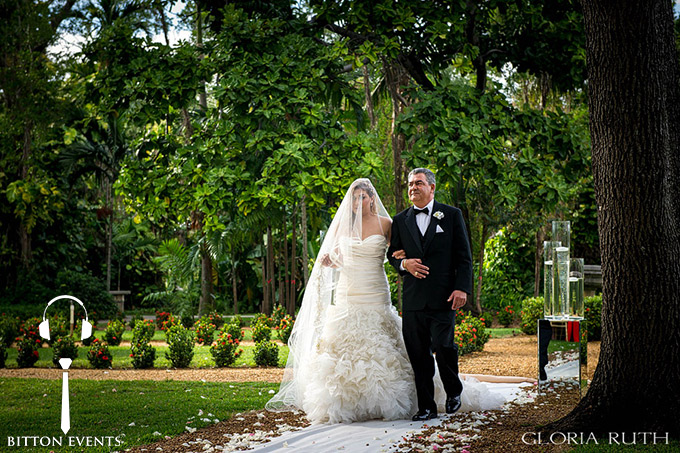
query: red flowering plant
155 311 172 329
104 319 125 346
206 311 224 329
454 313 490 356
16 335 41 368
51 336 79 366
252 312 275 328
497 305 515 328
221 322 244 342
19 317 43 346
275 315 294 344
193 316 217 346
161 314 180 333
271 304 287 326
87 338 113 369
210 331 242 367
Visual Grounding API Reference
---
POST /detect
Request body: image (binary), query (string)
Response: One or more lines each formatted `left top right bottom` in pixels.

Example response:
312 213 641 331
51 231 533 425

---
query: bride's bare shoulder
379 215 392 228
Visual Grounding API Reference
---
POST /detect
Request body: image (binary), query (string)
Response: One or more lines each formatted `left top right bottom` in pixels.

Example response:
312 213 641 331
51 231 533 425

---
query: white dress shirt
400 199 435 271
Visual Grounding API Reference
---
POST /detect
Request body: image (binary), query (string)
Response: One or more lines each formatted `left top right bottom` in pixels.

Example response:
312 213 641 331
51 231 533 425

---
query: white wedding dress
266 179 505 425
300 235 505 424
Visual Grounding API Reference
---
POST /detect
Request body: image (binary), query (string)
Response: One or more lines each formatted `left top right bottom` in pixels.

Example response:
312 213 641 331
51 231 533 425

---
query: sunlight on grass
0 378 279 452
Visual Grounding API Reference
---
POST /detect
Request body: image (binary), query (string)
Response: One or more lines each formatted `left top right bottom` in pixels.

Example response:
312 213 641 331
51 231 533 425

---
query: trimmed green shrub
0 315 20 348
193 316 216 346
253 313 275 328
585 295 602 341
165 325 195 368
221 322 244 342
51 336 79 366
497 305 516 327
455 314 490 355
130 320 156 369
275 315 294 344
520 297 544 335
16 336 41 368
480 311 493 328
130 342 156 369
271 304 287 326
251 321 272 344
104 319 125 346
210 331 242 367
87 338 112 369
253 340 279 367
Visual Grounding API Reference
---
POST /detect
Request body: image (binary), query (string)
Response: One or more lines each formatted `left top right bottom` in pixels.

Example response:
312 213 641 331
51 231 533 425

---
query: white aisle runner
253 382 532 452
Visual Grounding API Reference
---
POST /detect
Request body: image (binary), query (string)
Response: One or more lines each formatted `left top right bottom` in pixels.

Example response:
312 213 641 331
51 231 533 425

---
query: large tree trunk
474 221 488 315
548 0 680 437
301 198 309 287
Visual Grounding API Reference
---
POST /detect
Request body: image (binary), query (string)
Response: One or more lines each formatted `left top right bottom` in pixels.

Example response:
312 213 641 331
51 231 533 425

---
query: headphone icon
39 295 92 341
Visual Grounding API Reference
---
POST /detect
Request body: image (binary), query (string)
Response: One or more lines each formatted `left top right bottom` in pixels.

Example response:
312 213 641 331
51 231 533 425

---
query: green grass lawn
488 327 522 338
0 377 279 452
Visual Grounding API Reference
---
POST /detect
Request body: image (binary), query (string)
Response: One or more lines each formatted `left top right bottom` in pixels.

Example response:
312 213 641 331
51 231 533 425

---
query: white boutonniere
433 211 444 220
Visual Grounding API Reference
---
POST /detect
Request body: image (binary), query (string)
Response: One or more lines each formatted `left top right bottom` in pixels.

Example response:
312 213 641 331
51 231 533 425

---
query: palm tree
61 114 130 290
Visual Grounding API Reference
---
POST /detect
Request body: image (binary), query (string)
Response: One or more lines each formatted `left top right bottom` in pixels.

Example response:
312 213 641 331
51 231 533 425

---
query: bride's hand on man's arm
391 250 406 260
321 253 341 268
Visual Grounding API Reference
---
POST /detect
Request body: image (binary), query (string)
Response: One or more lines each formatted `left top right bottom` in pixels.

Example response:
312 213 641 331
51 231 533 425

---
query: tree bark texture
549 0 680 437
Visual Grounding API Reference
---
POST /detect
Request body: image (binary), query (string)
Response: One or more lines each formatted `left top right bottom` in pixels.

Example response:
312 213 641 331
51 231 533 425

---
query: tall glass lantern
552 221 571 252
552 221 571 318
543 241 561 318
569 258 585 319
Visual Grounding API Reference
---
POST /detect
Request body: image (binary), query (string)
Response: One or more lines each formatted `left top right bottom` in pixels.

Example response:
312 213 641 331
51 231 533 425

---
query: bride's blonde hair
352 180 377 215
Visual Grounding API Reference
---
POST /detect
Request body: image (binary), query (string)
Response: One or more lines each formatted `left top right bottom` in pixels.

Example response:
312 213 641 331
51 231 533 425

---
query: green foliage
16 336 41 368
55 270 117 321
128 314 144 330
221 322 244 342
130 341 156 369
132 319 156 343
155 311 172 329
252 313 275 328
480 228 535 311
480 312 493 328
251 321 272 344
271 304 287 326
0 339 6 368
275 315 294 344
210 330 243 367
130 319 157 369
51 336 79 366
206 311 224 329
194 316 217 345
584 295 602 341
104 319 125 346
520 297 544 335
19 317 42 345
230 314 244 328
165 325 195 368
87 338 112 369
253 340 279 367
454 312 490 356
497 305 516 328
0 315 20 348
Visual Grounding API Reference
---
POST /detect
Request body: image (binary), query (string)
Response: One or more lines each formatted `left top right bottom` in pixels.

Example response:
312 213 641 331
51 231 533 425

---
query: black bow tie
414 207 429 215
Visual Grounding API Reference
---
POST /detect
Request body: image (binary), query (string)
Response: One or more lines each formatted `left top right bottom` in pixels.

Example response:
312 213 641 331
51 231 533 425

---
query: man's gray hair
408 168 436 185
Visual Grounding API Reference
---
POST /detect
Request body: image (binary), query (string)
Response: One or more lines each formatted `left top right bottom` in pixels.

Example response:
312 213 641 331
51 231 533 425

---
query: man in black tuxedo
388 168 473 421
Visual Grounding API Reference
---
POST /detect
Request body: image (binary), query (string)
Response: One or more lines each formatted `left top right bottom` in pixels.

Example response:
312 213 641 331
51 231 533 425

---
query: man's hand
448 290 467 310
403 258 429 279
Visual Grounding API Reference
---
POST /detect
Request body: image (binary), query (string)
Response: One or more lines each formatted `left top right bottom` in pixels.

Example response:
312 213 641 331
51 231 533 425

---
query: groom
388 168 473 421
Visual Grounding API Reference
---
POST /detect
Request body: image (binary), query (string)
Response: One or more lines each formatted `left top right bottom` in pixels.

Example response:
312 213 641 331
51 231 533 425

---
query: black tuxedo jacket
388 201 473 311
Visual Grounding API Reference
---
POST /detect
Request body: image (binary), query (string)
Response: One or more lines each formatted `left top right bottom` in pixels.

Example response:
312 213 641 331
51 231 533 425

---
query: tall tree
548 0 680 436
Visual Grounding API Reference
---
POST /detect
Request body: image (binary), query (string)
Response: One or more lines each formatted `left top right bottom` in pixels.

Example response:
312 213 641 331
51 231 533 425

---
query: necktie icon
59 358 72 434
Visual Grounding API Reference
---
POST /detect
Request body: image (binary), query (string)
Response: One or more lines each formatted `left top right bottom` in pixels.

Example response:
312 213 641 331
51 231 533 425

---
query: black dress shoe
446 395 462 414
412 409 438 421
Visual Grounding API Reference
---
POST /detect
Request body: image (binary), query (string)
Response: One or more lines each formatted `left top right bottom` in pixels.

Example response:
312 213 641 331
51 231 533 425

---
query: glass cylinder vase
569 258 585 319
554 246 570 319
552 220 571 253
543 241 561 318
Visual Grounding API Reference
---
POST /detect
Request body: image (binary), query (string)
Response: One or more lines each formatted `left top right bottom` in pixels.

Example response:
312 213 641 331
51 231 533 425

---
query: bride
266 179 506 424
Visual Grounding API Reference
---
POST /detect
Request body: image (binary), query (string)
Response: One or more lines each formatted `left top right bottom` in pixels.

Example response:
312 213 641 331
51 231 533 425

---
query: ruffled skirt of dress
302 302 417 424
